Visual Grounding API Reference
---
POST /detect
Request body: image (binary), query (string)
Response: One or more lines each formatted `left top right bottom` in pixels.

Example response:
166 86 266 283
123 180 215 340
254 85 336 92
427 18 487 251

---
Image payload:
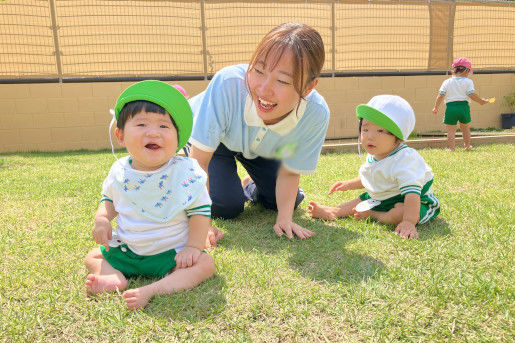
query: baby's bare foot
464 145 473 151
308 201 339 220
86 274 126 296
122 287 153 310
353 208 371 220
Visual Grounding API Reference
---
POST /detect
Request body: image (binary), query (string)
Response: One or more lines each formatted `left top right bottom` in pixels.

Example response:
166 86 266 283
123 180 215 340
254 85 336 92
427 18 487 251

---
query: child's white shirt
101 156 211 256
359 144 434 201
439 76 475 103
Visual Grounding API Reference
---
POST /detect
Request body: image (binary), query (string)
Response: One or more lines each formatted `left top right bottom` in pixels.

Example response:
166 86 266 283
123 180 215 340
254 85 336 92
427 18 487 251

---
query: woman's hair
117 100 177 132
246 22 325 98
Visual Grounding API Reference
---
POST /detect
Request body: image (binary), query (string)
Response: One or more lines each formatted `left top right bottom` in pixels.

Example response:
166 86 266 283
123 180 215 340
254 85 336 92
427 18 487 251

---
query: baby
85 80 214 310
309 95 440 239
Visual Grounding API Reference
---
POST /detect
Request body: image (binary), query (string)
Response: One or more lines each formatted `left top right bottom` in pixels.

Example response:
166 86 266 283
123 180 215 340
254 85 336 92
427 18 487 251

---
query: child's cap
452 57 472 70
356 95 415 141
114 80 193 152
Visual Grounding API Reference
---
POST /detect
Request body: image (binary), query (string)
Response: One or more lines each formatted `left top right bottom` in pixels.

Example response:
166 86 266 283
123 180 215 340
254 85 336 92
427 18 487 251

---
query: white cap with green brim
356 95 415 141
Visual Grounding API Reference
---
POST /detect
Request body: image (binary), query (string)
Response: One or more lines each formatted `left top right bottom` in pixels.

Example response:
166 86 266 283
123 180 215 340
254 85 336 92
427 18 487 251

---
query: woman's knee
211 199 244 219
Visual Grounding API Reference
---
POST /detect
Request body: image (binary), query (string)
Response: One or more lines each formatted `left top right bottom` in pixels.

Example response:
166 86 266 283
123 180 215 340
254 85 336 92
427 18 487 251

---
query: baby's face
115 110 178 171
360 120 399 160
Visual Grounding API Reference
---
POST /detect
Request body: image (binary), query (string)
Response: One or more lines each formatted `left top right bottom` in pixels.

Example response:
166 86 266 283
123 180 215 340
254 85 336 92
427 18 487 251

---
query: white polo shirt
439 76 475 103
189 64 330 175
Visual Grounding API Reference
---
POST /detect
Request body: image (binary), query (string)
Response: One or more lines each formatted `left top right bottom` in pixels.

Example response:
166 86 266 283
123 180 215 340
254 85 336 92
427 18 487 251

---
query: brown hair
246 23 325 98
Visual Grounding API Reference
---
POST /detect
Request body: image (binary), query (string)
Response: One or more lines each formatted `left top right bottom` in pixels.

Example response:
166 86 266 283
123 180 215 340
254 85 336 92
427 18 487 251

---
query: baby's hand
328 181 347 195
432 107 438 115
394 220 419 239
92 219 112 251
175 246 202 269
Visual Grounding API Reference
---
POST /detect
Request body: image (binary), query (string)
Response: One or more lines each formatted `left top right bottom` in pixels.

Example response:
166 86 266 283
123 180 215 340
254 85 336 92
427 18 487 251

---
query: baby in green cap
85 81 214 310
309 95 440 239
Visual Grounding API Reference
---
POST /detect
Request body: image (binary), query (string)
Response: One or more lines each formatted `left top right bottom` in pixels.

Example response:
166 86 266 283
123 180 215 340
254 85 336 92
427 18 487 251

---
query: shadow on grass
367 216 451 241
126 274 227 322
216 204 384 285
417 217 451 240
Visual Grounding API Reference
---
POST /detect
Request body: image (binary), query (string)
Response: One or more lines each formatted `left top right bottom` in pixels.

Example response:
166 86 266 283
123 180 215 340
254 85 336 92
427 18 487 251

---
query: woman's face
247 49 313 125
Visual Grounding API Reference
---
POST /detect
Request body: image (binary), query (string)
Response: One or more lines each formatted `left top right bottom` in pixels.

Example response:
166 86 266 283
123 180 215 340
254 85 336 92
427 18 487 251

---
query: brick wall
0 74 513 153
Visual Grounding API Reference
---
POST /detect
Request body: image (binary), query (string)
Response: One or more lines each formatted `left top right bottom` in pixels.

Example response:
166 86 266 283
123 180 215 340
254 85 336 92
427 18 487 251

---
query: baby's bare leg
308 198 361 220
122 252 215 310
85 248 127 296
354 202 404 225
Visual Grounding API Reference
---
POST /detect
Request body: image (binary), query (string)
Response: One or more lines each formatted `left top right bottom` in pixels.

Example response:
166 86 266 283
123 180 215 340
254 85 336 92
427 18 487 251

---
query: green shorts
100 244 177 278
359 191 440 224
444 101 471 125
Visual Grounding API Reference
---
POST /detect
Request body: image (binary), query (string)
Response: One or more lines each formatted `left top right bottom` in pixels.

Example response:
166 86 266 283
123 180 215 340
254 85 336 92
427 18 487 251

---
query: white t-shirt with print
101 156 211 255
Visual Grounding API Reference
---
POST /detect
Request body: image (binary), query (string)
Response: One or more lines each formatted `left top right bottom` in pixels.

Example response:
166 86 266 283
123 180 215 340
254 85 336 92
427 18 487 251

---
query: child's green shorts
444 101 471 125
100 244 177 278
359 191 440 224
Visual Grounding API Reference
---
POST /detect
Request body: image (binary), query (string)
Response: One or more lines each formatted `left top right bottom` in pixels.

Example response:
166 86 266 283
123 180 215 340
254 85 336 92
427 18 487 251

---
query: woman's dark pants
208 144 305 219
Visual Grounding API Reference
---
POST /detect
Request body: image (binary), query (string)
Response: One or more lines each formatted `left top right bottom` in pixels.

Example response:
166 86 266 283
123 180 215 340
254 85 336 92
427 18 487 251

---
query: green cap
114 80 192 152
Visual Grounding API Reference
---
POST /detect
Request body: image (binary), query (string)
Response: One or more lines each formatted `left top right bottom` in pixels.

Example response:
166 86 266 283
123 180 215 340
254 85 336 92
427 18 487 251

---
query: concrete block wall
0 73 513 153
317 73 515 140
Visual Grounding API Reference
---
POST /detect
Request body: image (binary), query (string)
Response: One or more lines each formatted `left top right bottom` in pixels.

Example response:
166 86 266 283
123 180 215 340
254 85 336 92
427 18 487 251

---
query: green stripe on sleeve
187 205 211 211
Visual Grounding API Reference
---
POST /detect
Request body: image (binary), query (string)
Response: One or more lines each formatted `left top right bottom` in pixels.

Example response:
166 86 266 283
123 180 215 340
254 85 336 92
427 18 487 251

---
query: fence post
331 1 336 77
428 0 456 70
446 0 456 68
48 0 63 82
200 0 208 80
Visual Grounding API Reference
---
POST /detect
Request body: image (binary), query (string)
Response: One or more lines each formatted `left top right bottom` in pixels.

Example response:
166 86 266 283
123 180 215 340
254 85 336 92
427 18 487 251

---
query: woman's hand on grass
273 219 314 240
175 246 202 268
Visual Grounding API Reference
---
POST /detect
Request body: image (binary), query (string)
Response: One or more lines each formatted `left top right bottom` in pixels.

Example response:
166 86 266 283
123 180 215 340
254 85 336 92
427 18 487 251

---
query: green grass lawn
0 144 513 342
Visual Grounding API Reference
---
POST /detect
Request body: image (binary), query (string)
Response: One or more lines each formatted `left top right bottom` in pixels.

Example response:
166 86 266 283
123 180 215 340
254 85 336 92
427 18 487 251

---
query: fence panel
0 0 56 78
0 0 513 81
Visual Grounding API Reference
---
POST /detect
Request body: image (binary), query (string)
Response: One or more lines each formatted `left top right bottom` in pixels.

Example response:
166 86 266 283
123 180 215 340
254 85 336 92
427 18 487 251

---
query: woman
189 23 329 245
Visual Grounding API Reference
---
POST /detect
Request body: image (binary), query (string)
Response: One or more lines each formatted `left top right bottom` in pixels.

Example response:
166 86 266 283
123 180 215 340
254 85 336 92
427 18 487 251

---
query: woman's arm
274 166 314 240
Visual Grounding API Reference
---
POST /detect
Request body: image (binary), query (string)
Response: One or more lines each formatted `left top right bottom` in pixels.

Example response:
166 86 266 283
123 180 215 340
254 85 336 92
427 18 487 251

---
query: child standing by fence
432 57 490 151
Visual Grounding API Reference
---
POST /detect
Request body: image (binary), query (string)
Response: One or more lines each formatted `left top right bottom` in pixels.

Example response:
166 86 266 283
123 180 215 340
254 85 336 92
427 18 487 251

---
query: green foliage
502 92 515 112
470 127 504 132
0 146 514 342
